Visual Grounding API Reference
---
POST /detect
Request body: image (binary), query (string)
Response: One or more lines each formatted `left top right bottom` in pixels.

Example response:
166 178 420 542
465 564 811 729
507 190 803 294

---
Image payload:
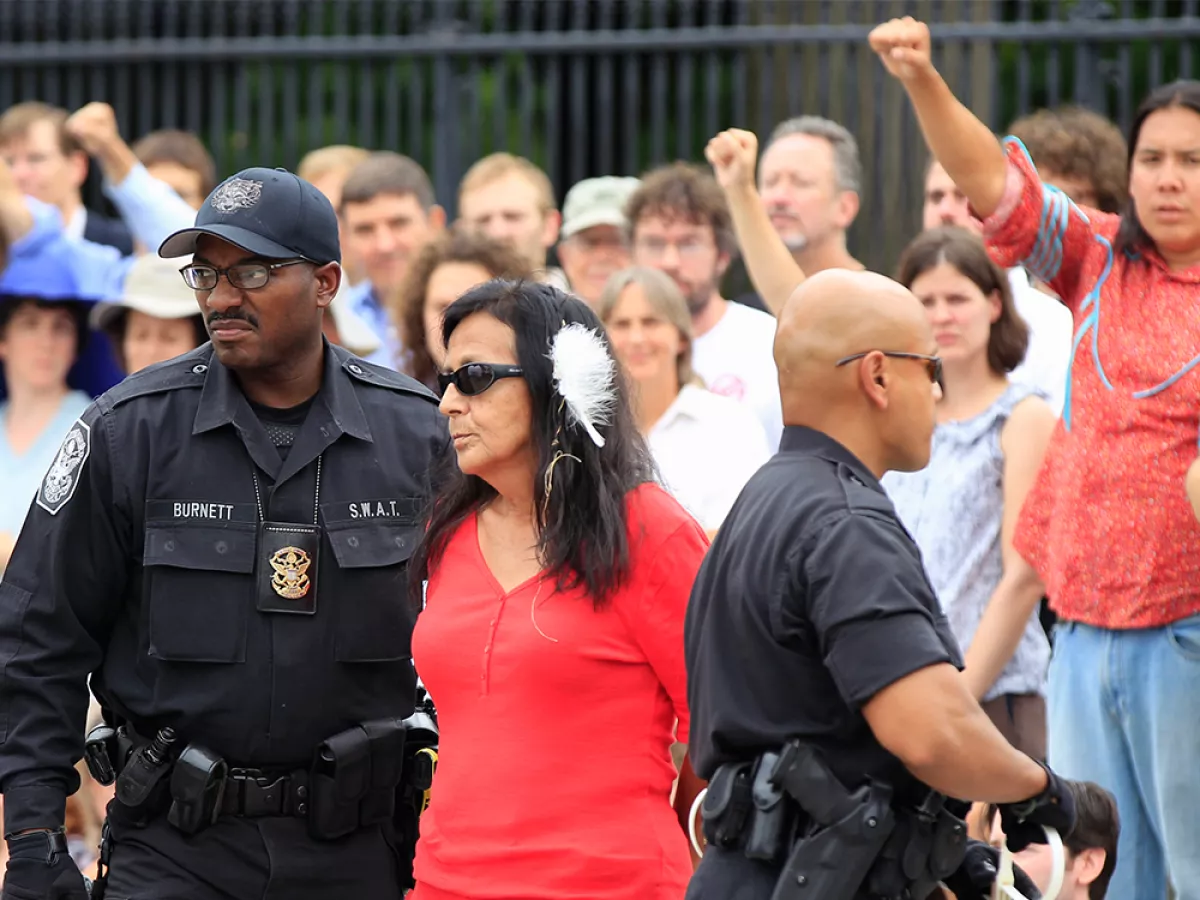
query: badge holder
257 522 320 615
253 458 322 616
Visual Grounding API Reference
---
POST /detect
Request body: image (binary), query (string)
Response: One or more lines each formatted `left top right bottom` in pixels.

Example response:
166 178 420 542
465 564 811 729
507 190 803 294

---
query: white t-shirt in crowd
648 385 771 532
690 301 783 451
1007 267 1073 417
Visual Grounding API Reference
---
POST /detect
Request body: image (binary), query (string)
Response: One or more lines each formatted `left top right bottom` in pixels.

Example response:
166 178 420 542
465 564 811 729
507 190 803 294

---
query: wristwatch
5 827 70 863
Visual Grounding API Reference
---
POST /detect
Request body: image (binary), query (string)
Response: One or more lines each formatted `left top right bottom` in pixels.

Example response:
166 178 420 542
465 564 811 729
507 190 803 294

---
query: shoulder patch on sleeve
37 419 91 515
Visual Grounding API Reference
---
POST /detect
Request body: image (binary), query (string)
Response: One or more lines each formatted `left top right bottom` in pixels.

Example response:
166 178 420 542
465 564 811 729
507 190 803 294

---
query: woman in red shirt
407 280 707 900
870 18 1200 900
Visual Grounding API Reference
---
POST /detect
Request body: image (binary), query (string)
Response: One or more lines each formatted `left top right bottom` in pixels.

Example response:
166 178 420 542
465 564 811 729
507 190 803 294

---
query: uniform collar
778 425 883 492
192 339 373 482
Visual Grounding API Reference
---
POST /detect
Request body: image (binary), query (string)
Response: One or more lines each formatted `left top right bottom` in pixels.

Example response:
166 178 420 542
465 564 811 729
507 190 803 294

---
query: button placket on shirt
480 593 510 696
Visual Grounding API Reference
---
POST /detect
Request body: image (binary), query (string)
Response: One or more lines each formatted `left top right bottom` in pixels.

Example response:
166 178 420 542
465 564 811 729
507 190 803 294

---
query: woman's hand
869 16 936 85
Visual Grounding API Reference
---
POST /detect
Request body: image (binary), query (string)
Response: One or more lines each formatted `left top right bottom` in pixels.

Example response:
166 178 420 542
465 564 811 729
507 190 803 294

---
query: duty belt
701 741 967 900
87 717 413 841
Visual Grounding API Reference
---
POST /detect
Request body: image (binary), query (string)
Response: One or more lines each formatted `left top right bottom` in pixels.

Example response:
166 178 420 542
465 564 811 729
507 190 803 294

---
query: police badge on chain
37 419 90 515
256 522 320 615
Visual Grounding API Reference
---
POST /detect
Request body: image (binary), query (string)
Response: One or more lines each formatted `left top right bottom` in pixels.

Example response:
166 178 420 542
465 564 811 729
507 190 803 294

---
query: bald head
774 270 939 474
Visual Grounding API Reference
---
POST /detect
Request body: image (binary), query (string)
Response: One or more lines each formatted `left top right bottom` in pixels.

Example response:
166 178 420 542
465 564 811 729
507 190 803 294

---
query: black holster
308 717 408 841
863 790 968 899
770 741 896 900
393 691 440 889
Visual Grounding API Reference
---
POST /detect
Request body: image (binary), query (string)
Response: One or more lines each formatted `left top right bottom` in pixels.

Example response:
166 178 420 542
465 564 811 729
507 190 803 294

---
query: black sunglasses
836 351 944 388
437 363 525 396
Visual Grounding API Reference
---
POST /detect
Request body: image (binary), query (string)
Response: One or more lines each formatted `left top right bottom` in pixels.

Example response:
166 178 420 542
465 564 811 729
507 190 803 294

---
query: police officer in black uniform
0 167 446 900
684 270 1075 900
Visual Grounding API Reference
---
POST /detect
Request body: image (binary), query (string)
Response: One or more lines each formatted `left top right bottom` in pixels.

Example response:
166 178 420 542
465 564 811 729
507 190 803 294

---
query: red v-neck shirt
409 483 707 900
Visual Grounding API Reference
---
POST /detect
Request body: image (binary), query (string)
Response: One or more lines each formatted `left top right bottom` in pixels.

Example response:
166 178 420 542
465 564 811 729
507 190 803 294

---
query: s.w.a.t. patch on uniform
37 419 91 515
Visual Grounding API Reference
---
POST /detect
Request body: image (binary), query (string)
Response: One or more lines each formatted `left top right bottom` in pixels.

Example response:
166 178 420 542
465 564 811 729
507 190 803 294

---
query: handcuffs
991 826 1065 900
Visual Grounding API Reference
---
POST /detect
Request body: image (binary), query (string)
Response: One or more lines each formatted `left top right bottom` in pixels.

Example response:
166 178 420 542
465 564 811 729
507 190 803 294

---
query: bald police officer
684 271 1074 900
0 168 446 899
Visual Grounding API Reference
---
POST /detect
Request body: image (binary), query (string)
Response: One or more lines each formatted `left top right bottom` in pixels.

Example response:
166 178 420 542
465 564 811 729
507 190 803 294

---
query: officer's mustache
208 312 260 329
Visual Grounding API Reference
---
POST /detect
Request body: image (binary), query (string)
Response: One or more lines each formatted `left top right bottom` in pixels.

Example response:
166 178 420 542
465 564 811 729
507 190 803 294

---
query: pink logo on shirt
708 374 748 401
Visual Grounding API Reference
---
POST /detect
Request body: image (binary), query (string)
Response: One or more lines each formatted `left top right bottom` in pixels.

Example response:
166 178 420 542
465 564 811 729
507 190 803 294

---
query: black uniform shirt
0 341 448 834
685 426 963 799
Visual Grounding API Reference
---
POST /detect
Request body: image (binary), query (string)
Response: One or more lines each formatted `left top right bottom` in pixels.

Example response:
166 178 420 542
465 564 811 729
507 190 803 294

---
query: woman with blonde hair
597 266 769 535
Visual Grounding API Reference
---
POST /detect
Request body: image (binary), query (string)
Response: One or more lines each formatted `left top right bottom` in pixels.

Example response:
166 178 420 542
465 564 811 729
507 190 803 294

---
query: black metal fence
3 0 1199 272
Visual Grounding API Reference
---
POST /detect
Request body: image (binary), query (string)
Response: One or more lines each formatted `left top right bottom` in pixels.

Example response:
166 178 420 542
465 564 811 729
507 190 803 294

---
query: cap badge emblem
210 177 264 214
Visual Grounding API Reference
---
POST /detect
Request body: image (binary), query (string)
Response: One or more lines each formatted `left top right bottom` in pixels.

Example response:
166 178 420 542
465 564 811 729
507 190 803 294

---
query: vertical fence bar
676 0 695 160
731 0 748 127
430 0 459 213
41 0 62 106
382 0 402 154
461 0 484 165
543 0 564 181
703 0 721 141
1149 0 1165 86
159 0 180 128
1183 0 1197 78
491 0 509 153
649 0 668 165
596 0 617 175
1016 0 1032 119
0 2 15 109
357 0 377 151
18 0 39 100
757 0 776 141
185 0 206 144
621 0 642 176
280 1 300 168
231 2 253 172
1046 0 1062 106
305 0 324 150
209 1 230 177
65 0 86 112
517 0 536 162
569 0 589 185
255 0 277 166
407 2 427 163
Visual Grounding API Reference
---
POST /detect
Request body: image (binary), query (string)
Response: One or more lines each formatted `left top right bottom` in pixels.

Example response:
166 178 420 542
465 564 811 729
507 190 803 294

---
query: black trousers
102 802 406 900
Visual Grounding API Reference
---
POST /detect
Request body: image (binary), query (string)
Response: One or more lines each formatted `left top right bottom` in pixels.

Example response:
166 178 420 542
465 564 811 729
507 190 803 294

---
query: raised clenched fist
868 16 934 84
64 102 122 156
704 128 759 191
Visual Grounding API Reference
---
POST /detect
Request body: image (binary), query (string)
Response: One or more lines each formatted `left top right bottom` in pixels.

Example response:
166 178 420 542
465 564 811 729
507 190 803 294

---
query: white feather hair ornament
549 323 618 448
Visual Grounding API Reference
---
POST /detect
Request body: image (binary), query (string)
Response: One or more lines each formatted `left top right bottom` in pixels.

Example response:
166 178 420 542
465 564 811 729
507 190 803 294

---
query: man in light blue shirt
340 152 446 369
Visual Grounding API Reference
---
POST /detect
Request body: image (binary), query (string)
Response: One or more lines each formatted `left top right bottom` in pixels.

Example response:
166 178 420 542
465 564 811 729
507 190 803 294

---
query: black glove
2 829 90 900
941 839 1042 900
998 761 1076 852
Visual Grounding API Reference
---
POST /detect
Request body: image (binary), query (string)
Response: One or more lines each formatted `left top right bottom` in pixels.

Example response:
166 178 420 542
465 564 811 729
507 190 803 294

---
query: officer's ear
859 351 890 409
313 262 342 310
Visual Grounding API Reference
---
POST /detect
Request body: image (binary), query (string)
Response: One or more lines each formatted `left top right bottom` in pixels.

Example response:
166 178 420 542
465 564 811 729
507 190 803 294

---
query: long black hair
408 279 656 609
1114 79 1200 256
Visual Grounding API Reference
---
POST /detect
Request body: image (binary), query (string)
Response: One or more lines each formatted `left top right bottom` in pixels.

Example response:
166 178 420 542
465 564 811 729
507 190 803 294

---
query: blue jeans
1048 617 1200 900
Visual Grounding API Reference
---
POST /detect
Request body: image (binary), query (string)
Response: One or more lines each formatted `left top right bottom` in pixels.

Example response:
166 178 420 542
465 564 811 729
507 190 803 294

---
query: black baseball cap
158 167 340 264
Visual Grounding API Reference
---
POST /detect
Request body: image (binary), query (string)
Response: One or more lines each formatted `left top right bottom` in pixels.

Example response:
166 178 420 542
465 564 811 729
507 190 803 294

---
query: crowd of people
0 11 1196 900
